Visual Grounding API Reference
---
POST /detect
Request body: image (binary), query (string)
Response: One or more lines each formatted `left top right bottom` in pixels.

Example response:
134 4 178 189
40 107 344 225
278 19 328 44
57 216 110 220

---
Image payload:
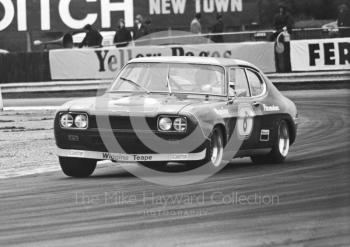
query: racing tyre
251 120 290 164
141 128 225 172
192 127 224 169
59 157 97 178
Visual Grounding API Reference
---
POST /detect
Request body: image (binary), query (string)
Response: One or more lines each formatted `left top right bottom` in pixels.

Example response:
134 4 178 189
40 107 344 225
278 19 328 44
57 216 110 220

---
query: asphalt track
0 90 349 247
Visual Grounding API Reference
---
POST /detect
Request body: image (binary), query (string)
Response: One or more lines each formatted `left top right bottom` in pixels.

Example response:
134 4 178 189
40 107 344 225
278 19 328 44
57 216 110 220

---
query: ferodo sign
49 42 276 80
0 0 259 32
290 38 350 71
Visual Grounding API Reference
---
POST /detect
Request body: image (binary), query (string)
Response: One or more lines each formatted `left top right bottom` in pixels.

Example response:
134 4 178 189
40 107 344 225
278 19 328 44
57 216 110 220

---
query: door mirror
228 82 236 104
229 82 235 97
229 81 248 98
227 96 235 104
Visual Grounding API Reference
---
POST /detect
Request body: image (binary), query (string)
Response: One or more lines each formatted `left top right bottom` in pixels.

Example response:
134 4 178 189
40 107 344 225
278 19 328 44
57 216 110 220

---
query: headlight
158 117 172 131
173 117 187 132
75 114 88 129
60 114 74 128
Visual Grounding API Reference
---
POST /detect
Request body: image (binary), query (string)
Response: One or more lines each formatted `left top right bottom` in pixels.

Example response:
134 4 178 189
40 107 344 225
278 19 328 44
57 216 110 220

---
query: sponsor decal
102 152 153 162
263 104 280 112
237 104 255 139
260 129 270 142
69 150 85 157
169 154 189 161
102 153 130 161
133 155 153 161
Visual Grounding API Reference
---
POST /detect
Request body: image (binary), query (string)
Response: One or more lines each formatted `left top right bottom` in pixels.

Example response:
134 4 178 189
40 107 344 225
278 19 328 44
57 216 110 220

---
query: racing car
54 57 298 177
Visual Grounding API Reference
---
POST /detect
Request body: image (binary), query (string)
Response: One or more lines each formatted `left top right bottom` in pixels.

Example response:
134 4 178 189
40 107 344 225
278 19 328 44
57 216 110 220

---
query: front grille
89 115 158 131
56 130 206 154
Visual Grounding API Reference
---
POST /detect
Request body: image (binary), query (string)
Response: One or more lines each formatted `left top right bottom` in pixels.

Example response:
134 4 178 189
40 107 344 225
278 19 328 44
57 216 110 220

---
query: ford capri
54 57 298 177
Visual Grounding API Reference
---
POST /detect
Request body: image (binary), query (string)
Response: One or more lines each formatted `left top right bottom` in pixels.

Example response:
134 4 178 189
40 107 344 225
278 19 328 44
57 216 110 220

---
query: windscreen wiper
166 65 173 95
120 77 150 94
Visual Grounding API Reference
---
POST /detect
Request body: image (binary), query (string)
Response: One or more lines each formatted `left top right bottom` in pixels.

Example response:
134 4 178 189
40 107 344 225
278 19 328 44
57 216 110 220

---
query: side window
246 69 265 96
229 68 250 97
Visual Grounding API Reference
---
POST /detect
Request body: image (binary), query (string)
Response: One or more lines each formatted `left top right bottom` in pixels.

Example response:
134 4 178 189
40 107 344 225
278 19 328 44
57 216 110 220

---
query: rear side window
246 69 265 96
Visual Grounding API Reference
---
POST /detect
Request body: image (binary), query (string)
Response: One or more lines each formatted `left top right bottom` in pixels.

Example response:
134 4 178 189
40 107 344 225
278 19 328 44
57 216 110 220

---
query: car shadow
85 159 274 180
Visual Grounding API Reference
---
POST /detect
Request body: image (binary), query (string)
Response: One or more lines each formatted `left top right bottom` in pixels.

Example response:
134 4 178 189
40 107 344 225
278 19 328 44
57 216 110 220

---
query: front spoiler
57 148 207 162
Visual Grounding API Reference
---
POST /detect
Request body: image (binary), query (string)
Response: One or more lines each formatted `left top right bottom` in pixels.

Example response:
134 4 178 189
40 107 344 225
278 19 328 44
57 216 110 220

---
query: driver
194 69 222 94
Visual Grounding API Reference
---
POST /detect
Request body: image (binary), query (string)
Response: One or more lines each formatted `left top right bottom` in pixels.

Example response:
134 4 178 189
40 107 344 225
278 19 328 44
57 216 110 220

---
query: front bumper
57 148 207 162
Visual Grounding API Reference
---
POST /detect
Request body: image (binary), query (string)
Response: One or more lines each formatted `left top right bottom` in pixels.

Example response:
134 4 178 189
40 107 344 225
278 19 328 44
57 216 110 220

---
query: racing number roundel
237 104 255 139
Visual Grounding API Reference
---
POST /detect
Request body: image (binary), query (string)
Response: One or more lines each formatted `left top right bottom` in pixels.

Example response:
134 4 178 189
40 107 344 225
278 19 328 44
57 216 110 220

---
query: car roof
128 56 259 70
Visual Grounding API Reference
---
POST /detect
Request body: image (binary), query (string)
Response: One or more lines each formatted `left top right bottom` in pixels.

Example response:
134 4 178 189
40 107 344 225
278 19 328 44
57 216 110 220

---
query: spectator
338 4 350 37
79 24 103 48
272 6 293 73
133 15 149 40
190 13 202 34
114 19 131 47
145 18 153 33
272 5 293 40
211 13 224 43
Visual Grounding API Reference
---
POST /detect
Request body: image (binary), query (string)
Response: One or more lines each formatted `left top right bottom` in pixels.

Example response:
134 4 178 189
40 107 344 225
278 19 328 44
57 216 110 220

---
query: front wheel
59 157 97 178
251 120 290 164
191 127 224 169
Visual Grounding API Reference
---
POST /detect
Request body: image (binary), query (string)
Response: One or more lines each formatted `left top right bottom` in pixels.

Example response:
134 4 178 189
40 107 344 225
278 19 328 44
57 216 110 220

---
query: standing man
272 5 293 73
114 19 131 47
79 24 103 48
133 15 149 40
338 4 350 37
211 14 224 43
272 5 293 40
145 18 153 33
190 13 202 34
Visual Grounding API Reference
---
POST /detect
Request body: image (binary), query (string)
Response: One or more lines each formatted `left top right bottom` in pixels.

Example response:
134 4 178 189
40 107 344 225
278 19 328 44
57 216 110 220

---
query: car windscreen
110 62 226 96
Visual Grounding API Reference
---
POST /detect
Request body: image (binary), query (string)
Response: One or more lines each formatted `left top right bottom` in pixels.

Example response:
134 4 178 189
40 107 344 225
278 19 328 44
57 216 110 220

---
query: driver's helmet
195 69 211 87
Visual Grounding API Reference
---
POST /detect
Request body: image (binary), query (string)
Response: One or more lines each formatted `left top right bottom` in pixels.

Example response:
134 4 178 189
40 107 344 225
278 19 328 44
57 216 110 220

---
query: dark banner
0 0 259 32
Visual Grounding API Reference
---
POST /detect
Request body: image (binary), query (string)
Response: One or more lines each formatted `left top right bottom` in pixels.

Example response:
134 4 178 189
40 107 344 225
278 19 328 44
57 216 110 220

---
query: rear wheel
251 120 290 164
59 157 97 178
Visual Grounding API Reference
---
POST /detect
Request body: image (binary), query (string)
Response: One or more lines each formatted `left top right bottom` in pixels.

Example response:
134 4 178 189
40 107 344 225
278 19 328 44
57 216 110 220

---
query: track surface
0 90 349 246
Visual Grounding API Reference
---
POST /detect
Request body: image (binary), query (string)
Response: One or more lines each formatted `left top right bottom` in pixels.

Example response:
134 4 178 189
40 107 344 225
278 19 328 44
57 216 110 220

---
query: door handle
252 102 260 107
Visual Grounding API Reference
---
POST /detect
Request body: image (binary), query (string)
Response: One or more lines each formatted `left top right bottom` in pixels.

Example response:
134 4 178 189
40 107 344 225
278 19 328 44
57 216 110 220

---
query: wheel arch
283 117 297 145
213 123 227 146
